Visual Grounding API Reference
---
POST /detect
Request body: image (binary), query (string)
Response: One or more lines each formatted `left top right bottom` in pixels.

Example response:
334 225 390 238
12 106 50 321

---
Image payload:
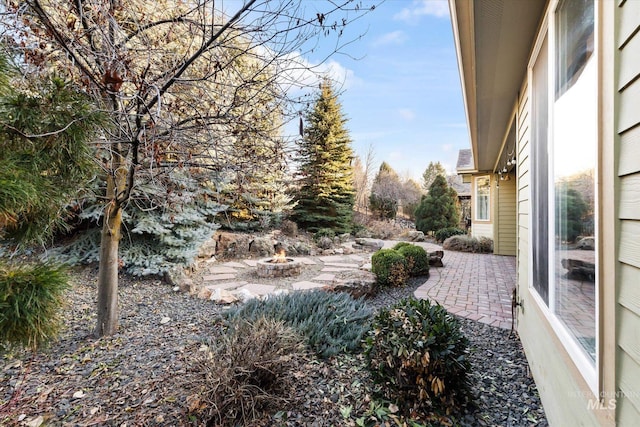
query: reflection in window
476 176 490 221
553 0 596 363
555 0 594 98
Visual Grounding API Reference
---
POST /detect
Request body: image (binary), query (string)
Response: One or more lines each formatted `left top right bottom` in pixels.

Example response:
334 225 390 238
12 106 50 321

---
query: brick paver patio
414 251 516 329
196 240 516 329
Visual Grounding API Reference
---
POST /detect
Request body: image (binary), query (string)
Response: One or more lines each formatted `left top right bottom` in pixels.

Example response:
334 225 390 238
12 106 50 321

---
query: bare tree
369 161 402 219
3 0 378 336
353 143 375 213
399 178 422 220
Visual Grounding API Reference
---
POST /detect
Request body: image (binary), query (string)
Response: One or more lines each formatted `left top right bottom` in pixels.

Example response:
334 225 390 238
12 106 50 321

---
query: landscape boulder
427 250 444 267
353 238 384 251
407 230 426 242
249 236 275 257
576 236 595 251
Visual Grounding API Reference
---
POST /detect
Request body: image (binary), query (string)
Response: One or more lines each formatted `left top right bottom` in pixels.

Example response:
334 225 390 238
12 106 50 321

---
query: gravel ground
1 267 548 426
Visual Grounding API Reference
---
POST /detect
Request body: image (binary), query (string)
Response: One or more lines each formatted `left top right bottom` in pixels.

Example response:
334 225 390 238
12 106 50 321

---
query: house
450 0 640 425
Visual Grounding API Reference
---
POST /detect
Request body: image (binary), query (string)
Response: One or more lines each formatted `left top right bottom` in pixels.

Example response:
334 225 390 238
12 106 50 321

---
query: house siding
495 175 516 256
616 0 640 423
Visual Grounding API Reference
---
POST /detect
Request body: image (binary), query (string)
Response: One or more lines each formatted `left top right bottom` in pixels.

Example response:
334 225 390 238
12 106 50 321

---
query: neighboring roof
449 0 546 171
456 148 474 172
448 174 471 197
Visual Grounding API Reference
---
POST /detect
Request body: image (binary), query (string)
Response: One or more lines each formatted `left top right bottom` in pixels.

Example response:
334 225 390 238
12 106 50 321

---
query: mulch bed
1 267 548 426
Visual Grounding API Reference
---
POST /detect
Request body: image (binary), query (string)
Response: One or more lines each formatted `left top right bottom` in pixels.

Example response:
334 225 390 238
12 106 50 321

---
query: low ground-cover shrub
434 227 466 243
224 290 372 358
371 249 409 287
190 317 305 426
0 262 69 350
443 235 494 253
393 243 429 276
364 298 472 414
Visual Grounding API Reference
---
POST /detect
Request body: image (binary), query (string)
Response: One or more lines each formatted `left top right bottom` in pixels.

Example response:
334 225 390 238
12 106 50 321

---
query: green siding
617 0 640 424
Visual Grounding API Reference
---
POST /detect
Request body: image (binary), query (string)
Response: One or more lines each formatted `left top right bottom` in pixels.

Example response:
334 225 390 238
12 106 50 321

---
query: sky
302 0 469 181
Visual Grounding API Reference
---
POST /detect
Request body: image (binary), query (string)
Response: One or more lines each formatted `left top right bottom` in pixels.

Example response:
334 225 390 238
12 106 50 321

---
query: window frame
527 0 600 395
474 175 491 221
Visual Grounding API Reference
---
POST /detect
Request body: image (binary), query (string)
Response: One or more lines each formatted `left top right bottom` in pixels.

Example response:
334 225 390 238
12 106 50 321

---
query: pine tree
415 175 460 234
421 161 447 193
293 80 355 233
0 62 104 244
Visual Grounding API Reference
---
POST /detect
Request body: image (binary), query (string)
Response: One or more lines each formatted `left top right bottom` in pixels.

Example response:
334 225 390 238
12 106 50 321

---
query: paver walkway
196 241 516 329
414 251 516 329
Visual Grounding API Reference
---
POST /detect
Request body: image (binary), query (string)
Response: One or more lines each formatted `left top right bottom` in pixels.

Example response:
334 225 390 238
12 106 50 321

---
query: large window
475 176 490 221
531 0 597 377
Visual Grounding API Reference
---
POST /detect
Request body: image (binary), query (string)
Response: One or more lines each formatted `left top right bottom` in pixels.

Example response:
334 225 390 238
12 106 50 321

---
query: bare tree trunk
95 203 121 336
95 151 126 337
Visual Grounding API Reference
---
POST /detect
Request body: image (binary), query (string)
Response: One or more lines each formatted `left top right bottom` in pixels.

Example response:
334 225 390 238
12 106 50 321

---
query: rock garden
1 225 548 427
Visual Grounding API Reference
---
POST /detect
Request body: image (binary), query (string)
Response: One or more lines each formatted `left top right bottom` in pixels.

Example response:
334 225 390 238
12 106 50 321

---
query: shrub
190 317 306 426
0 262 69 350
364 298 472 414
280 219 298 237
314 228 336 242
394 244 429 276
477 236 494 253
434 227 466 243
443 235 494 253
224 290 372 358
391 241 412 251
371 249 409 287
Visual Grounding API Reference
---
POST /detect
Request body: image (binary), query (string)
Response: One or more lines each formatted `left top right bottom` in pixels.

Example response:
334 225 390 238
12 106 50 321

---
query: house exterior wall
514 1 638 425
615 0 640 424
494 175 516 256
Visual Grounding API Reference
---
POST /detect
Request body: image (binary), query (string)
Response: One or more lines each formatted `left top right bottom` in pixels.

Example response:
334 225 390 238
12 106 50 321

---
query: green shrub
224 290 372 358
371 249 409 287
395 244 429 276
434 227 466 243
314 228 336 242
364 298 472 414
191 317 306 426
0 262 69 350
391 241 412 251
442 235 494 253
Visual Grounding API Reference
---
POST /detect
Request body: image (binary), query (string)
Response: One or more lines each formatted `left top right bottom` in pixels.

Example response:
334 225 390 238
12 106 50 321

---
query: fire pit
256 246 302 278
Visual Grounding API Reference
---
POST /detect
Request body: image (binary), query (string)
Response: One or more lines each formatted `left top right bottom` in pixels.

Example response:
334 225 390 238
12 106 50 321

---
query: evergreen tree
415 175 460 234
421 161 447 193
369 162 402 219
556 185 588 242
0 62 104 244
293 80 355 233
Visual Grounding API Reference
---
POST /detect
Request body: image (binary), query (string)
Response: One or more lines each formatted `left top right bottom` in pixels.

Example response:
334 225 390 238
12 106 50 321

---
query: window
530 0 597 379
552 0 597 364
475 176 490 221
531 35 550 305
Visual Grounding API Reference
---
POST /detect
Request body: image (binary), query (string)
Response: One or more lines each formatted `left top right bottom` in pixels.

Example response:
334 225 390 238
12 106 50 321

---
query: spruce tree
415 175 460 234
293 80 355 233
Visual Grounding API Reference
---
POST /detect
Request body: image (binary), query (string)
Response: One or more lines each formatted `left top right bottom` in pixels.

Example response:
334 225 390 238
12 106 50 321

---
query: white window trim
474 175 490 221
526 0 600 397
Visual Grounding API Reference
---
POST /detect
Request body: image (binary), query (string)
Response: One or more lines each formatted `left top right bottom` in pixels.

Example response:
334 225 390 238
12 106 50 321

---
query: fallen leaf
25 416 44 427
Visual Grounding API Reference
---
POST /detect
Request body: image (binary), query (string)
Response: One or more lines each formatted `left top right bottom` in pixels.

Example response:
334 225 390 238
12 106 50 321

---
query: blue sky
307 0 469 181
